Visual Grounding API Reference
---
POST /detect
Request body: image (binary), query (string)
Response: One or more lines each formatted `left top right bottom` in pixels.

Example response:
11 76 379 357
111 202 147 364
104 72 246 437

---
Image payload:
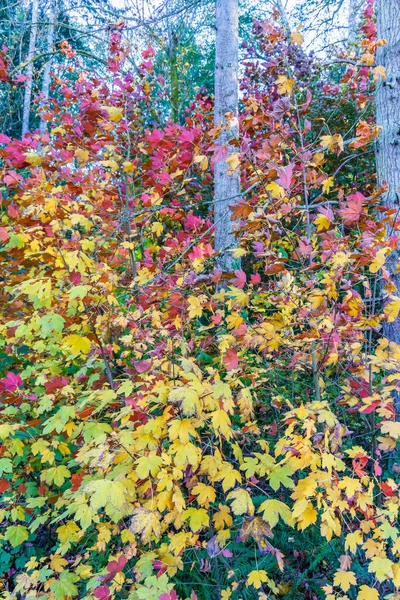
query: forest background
0 1 400 600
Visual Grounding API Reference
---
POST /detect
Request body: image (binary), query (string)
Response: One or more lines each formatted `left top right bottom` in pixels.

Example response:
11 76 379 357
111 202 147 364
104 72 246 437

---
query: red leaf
94 585 111 600
339 192 364 224
223 348 239 371
107 555 127 573
232 269 246 289
0 479 10 494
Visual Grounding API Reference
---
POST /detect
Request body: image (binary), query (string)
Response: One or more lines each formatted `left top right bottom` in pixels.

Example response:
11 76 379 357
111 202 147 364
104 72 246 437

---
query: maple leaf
63 334 92 355
320 133 344 155
182 507 210 532
290 30 304 46
357 586 379 600
225 152 240 173
223 348 239 371
369 247 390 273
247 570 269 589
384 297 400 322
192 483 216 508
102 106 124 122
381 421 400 439
240 517 273 543
338 192 364 224
130 508 161 543
275 75 295 95
333 570 356 592
368 556 394 582
258 499 293 528
227 488 254 516
268 464 295 491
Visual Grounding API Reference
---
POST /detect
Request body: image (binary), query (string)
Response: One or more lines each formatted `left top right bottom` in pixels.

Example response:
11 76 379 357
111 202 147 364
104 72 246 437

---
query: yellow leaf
320 133 344 154
130 508 161 543
291 30 304 46
357 586 379 600
74 148 90 164
384 297 400 322
151 222 163 236
169 387 201 417
345 530 363 554
293 501 317 530
168 419 197 444
57 521 81 544
370 247 390 273
25 152 42 167
182 507 209 532
213 504 232 530
43 465 71 487
266 182 285 199
122 161 135 172
360 53 375 65
368 556 394 582
225 153 240 173
258 499 293 528
194 154 209 171
247 569 269 589
322 177 334 194
381 421 400 439
373 65 386 81
333 570 357 592
102 106 124 122
314 214 331 232
63 334 91 355
187 296 204 319
192 483 216 508
275 75 295 95
50 554 68 573
135 452 163 479
227 488 254 516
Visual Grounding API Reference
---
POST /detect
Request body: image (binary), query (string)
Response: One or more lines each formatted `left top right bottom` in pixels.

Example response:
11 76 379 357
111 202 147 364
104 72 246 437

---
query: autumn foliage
0 4 400 600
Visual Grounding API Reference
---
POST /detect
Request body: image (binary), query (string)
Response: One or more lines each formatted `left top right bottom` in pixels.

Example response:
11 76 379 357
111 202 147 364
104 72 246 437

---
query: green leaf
5 525 29 547
50 571 79 599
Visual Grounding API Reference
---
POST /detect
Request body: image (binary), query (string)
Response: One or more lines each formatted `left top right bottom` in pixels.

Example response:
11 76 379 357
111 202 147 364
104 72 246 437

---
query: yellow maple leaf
191 483 216 508
314 214 331 232
357 585 379 600
370 247 390 273
291 30 304 46
322 176 334 194
168 419 198 444
384 297 400 322
187 296 204 319
130 508 161 543
49 554 68 573
320 133 344 154
333 570 356 592
213 504 232 530
368 556 394 582
227 488 254 516
275 75 295 95
247 569 269 589
381 421 400 439
225 153 240 173
63 334 91 355
266 182 285 199
182 507 209 532
25 152 42 167
102 106 124 122
373 65 386 81
258 499 293 528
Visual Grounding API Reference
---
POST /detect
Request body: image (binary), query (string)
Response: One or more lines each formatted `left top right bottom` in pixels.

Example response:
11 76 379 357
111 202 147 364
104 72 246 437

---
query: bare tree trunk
22 0 39 136
376 0 400 417
40 0 57 135
214 0 239 271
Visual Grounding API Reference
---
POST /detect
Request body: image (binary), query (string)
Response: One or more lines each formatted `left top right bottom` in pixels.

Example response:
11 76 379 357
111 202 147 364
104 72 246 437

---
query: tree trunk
40 0 57 135
376 0 400 417
22 0 39 136
214 0 239 271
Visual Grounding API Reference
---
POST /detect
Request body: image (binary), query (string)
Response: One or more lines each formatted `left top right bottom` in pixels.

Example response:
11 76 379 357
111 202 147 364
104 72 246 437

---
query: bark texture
376 0 400 415
40 0 57 135
22 0 39 136
214 0 239 270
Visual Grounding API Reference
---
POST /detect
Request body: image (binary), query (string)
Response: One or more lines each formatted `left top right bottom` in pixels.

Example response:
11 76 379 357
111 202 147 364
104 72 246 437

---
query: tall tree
376 0 400 416
22 0 39 135
214 0 239 270
39 0 57 135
